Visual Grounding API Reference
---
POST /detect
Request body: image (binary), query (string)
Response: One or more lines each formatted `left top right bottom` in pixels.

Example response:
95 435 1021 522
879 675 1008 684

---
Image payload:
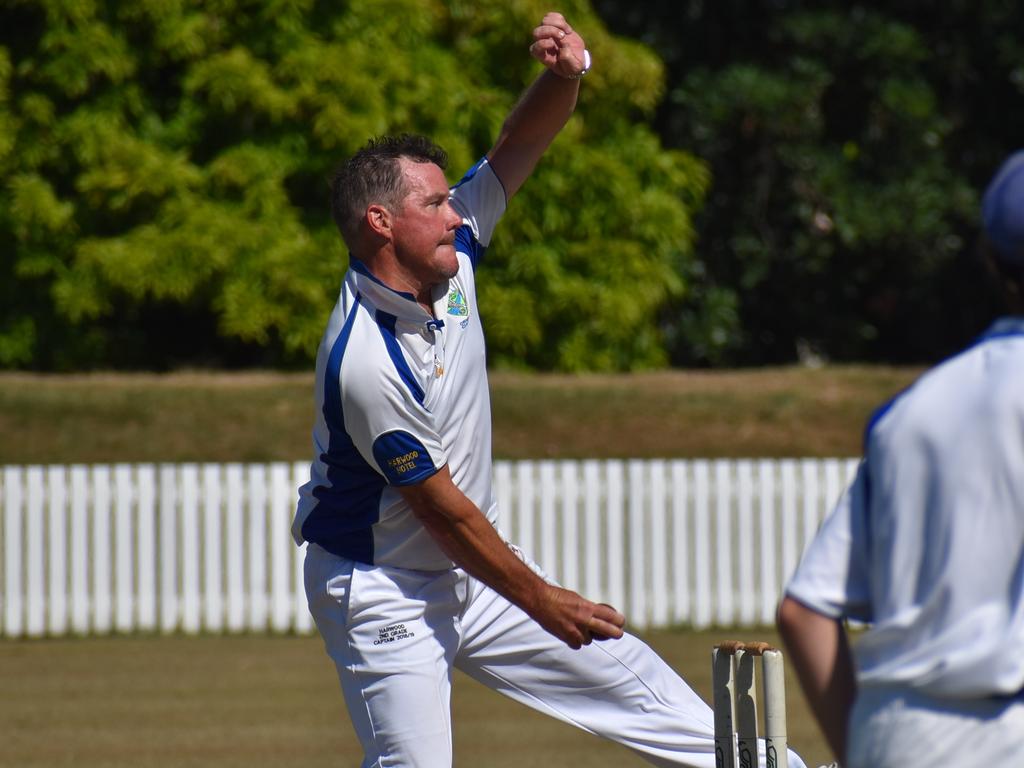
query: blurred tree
594 0 1024 365
0 0 706 371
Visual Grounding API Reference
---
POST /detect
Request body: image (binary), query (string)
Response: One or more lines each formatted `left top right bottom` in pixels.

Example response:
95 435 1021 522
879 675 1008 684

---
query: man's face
390 158 463 286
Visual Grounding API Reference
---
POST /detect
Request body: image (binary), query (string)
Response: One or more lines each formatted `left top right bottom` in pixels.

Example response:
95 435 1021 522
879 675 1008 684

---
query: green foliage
667 8 982 364
1 0 704 370
595 0 1023 365
483 123 707 370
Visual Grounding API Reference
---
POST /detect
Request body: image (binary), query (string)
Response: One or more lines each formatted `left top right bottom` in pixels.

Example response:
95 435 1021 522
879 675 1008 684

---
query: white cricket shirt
786 316 1024 698
292 158 506 571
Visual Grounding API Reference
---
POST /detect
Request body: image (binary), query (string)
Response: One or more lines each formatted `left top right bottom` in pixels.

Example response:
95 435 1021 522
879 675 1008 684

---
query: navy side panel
303 295 385 564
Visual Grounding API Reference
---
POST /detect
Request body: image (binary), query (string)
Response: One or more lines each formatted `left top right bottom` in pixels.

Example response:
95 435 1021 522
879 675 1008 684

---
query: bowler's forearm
401 465 623 649
401 467 546 611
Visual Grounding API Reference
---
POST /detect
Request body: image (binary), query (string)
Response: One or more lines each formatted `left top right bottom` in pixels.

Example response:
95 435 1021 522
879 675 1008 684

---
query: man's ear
366 204 391 238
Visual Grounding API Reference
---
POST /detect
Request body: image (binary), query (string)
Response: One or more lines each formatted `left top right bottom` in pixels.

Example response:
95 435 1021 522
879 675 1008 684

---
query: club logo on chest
447 289 469 318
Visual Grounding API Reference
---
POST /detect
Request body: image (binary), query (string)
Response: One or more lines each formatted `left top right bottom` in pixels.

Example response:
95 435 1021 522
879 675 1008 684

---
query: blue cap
982 151 1024 264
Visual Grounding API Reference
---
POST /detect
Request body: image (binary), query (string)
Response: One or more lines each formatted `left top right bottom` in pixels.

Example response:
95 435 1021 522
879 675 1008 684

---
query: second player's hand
534 585 626 649
529 12 587 79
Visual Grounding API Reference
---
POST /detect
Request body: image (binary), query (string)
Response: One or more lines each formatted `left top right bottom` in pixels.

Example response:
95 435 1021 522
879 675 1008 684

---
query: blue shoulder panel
455 223 487 270
451 157 498 270
451 156 487 190
862 395 901 454
373 430 439 486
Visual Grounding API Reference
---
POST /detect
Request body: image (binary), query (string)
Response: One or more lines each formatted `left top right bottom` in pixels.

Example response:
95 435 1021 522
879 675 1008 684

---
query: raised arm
399 466 624 649
486 12 590 199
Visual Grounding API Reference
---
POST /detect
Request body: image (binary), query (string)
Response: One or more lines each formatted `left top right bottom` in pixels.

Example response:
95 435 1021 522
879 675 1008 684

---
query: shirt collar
982 315 1024 339
349 257 434 323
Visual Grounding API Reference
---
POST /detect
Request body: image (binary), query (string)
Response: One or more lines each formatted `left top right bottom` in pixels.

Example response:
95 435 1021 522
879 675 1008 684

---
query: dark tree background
595 0 1024 365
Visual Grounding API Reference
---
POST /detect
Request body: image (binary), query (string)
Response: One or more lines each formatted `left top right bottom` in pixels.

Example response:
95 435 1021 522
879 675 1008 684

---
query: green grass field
0 366 919 464
0 629 834 768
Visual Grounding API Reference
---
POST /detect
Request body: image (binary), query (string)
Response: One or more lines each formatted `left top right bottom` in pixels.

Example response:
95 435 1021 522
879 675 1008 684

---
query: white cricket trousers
305 543 808 768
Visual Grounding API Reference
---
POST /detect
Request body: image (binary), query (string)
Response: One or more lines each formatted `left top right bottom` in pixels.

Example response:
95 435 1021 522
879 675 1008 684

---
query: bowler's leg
304 544 461 768
455 572 807 768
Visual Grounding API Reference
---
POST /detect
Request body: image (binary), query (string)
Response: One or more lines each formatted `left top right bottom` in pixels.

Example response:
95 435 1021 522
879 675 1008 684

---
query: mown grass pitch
0 628 832 767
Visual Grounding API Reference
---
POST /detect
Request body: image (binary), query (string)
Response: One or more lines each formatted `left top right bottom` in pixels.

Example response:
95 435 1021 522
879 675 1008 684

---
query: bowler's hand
533 585 626 649
529 12 587 79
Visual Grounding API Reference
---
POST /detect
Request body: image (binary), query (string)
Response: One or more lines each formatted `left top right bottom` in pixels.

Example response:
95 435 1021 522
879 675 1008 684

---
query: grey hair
329 134 449 248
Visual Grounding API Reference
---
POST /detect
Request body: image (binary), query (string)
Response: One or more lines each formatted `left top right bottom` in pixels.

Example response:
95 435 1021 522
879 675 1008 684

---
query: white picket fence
0 459 858 638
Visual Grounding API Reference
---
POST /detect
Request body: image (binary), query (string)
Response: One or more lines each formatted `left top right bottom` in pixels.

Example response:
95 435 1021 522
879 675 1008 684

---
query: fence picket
202 464 224 632
560 462 579 593
605 461 625 615
26 466 45 636
92 466 113 633
539 461 557 576
693 460 711 629
713 460 733 627
292 461 313 634
736 460 755 627
494 461 512 539
180 464 200 634
269 463 292 632
779 460 798 591
159 464 178 633
114 465 134 633
801 459 820 559
4 466 24 637
47 466 68 636
628 460 647 628
70 466 89 634
247 464 268 631
137 465 156 631
225 464 246 633
582 460 601 601
516 461 535 562
0 458 861 637
670 460 690 626
757 460 778 625
649 460 668 628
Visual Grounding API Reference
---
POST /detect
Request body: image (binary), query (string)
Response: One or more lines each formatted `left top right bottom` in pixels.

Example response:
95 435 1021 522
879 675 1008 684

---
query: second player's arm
777 596 857 764
399 466 624 649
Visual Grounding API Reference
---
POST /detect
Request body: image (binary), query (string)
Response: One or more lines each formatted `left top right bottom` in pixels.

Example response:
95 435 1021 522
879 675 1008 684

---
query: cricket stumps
712 640 788 768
